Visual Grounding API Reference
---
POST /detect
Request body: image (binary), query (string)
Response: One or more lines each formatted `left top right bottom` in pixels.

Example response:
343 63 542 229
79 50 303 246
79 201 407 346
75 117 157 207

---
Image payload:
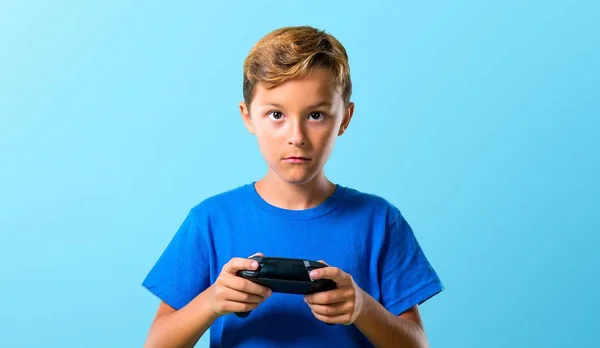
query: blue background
1 1 598 347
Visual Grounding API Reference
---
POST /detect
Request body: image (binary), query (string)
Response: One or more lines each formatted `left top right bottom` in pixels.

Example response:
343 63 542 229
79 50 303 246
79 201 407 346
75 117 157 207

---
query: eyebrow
264 101 332 109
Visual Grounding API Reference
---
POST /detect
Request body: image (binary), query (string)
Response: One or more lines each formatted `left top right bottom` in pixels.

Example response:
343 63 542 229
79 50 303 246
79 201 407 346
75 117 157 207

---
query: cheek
310 125 338 147
254 125 282 155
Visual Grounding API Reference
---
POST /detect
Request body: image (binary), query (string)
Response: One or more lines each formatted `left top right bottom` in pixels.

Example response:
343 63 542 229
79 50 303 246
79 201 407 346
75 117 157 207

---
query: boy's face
240 68 354 185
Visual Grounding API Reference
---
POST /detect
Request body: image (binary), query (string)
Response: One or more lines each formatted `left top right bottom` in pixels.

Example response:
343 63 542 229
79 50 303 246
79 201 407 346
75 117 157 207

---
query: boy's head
239 26 355 186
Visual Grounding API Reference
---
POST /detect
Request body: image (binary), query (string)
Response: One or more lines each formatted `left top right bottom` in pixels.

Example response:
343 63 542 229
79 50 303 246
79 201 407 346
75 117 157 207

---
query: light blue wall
1 1 598 347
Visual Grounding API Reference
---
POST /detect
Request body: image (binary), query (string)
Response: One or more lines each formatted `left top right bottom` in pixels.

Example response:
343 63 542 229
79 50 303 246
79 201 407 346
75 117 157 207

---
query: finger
317 260 329 266
221 273 272 297
309 266 349 284
249 252 264 258
223 257 260 275
222 300 260 314
306 301 353 317
216 287 267 304
310 310 352 325
304 288 350 305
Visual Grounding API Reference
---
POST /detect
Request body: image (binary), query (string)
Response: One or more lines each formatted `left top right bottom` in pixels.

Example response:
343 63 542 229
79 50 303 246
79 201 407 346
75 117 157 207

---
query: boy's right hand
208 252 272 317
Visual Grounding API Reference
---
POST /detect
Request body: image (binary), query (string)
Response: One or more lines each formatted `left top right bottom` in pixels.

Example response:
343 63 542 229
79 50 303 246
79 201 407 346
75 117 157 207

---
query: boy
142 26 443 347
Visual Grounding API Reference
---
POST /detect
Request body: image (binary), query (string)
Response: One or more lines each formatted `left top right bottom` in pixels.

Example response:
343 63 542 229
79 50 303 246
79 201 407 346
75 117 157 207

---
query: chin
280 175 314 185
276 169 320 185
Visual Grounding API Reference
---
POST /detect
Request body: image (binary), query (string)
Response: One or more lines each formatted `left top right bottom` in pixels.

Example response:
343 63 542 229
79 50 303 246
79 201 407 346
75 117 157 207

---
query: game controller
234 256 336 318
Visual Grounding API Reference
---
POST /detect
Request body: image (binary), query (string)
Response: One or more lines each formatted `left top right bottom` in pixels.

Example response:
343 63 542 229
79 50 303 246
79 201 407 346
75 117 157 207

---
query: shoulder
186 183 251 219
340 185 403 226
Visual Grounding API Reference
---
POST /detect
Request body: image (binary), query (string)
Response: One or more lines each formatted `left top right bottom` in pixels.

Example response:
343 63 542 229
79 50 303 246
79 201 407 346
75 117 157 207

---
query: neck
254 171 336 210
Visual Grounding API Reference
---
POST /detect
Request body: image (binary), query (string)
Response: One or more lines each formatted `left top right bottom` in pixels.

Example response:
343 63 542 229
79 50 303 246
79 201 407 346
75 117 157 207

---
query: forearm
354 292 428 348
144 286 220 348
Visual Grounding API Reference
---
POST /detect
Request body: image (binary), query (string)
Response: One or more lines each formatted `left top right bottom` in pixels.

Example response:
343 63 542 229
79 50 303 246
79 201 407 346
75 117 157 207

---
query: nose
288 119 306 147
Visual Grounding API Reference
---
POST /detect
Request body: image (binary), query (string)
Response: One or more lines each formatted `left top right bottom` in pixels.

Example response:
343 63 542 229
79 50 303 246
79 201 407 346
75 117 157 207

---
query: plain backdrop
1 1 598 347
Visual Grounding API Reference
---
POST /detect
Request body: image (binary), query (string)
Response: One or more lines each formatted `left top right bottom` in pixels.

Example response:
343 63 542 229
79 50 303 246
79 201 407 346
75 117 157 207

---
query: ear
239 102 255 135
338 102 355 136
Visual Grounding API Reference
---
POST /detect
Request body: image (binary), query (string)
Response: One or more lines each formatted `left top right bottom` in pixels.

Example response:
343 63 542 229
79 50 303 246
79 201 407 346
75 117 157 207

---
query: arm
354 212 442 347
306 213 442 346
305 265 431 348
144 255 271 348
144 287 219 348
353 295 428 348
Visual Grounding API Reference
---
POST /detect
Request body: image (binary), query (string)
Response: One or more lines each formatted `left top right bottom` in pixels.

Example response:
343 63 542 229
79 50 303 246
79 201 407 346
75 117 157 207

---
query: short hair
243 26 352 107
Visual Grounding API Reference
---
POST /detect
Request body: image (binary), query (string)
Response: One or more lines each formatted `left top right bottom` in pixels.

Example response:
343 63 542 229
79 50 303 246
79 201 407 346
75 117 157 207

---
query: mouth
283 156 312 163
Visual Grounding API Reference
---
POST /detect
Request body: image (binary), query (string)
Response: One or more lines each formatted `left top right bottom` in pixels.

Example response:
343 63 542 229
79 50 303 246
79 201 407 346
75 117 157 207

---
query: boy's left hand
303 260 365 325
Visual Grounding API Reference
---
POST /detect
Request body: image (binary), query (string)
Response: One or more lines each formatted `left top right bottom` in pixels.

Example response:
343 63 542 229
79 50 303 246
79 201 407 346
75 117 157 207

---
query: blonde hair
243 26 352 107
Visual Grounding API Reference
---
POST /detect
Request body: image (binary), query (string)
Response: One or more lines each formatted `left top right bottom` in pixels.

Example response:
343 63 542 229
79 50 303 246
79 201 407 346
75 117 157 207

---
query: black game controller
234 256 336 318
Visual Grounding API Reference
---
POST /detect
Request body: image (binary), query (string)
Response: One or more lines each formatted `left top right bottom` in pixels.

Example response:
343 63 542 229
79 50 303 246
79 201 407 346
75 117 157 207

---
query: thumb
249 252 264 258
317 260 329 266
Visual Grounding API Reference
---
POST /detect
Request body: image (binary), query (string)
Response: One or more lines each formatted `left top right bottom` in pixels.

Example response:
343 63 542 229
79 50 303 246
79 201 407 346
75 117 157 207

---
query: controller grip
234 310 252 318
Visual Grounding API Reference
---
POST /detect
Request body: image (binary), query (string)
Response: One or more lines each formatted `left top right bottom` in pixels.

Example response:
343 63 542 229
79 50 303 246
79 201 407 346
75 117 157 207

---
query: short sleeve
379 212 444 316
141 209 211 310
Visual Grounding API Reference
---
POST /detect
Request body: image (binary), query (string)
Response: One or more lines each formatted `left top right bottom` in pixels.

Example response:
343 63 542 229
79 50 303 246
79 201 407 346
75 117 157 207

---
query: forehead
252 69 342 108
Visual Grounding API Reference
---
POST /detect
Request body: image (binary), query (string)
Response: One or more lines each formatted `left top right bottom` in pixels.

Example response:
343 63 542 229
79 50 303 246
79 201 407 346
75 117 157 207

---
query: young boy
142 26 443 347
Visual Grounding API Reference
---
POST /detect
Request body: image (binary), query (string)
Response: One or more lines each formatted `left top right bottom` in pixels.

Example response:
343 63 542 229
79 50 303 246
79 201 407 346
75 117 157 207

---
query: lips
283 156 311 163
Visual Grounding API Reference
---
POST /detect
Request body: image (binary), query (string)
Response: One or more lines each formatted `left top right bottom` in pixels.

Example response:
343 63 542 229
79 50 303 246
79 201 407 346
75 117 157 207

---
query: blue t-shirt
142 183 443 347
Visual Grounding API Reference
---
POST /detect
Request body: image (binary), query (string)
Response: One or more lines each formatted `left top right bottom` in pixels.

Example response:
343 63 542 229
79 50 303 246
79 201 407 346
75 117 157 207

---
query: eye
268 111 284 120
308 112 324 121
